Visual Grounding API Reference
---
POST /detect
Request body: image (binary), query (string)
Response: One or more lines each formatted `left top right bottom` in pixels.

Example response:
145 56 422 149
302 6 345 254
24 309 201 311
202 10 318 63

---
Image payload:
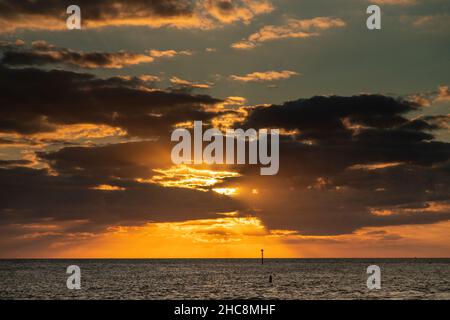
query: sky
0 0 449 258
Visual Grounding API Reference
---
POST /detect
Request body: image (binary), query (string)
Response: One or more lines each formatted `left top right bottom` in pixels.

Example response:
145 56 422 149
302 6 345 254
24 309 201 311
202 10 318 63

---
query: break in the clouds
0 40 193 69
230 70 299 82
0 0 273 32
232 17 346 49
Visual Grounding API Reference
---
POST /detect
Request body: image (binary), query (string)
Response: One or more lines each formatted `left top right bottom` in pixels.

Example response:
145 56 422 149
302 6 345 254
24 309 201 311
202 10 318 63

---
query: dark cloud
0 41 196 69
0 1 195 32
232 95 450 234
0 44 155 69
0 0 272 32
244 95 416 134
216 0 234 11
240 95 449 175
0 64 237 243
39 140 172 179
0 73 449 238
0 165 241 230
0 159 32 167
0 66 221 136
0 138 243 247
0 0 193 18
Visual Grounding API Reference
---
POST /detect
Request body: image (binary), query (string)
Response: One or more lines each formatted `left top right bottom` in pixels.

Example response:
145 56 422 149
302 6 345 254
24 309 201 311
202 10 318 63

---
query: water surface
0 259 448 299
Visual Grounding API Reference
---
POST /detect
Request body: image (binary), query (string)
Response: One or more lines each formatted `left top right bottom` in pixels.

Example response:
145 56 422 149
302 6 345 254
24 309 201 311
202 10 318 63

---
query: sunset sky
0 0 449 258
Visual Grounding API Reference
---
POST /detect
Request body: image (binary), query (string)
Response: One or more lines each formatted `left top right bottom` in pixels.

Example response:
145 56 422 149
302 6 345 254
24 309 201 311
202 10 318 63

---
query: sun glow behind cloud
8 219 449 258
138 165 241 192
45 215 293 258
212 187 239 196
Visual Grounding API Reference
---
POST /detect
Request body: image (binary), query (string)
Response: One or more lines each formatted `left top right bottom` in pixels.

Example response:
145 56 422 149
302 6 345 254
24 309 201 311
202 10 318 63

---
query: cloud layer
0 41 193 69
1 64 448 240
0 0 274 32
0 66 221 136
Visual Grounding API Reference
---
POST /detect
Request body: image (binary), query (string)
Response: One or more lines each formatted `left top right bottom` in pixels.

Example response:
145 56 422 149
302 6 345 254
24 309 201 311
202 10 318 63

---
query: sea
0 259 449 299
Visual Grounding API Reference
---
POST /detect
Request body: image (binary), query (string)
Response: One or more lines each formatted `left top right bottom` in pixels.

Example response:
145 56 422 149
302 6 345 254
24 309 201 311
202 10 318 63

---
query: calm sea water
0 259 449 299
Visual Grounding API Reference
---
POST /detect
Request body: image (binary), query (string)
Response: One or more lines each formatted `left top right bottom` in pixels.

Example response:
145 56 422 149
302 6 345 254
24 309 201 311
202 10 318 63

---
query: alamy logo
171 121 279 175
66 5 81 30
367 5 381 30
66 265 81 289
366 265 381 289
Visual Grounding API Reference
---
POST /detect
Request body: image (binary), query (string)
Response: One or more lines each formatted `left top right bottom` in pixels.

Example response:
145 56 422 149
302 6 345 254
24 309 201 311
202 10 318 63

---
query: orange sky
5 216 449 258
0 0 449 259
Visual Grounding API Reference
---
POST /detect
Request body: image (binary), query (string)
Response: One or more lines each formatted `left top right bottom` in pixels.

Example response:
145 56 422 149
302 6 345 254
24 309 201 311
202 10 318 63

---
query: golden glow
91 184 126 191
4 219 450 258
138 165 240 191
0 123 129 169
348 162 403 171
211 108 248 129
217 211 239 217
42 215 293 258
0 0 274 33
174 121 195 129
11 220 91 240
0 123 127 143
213 187 239 196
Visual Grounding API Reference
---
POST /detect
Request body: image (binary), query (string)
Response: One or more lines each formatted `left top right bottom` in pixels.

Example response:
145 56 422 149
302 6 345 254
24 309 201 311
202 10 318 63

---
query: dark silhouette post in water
261 249 264 265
